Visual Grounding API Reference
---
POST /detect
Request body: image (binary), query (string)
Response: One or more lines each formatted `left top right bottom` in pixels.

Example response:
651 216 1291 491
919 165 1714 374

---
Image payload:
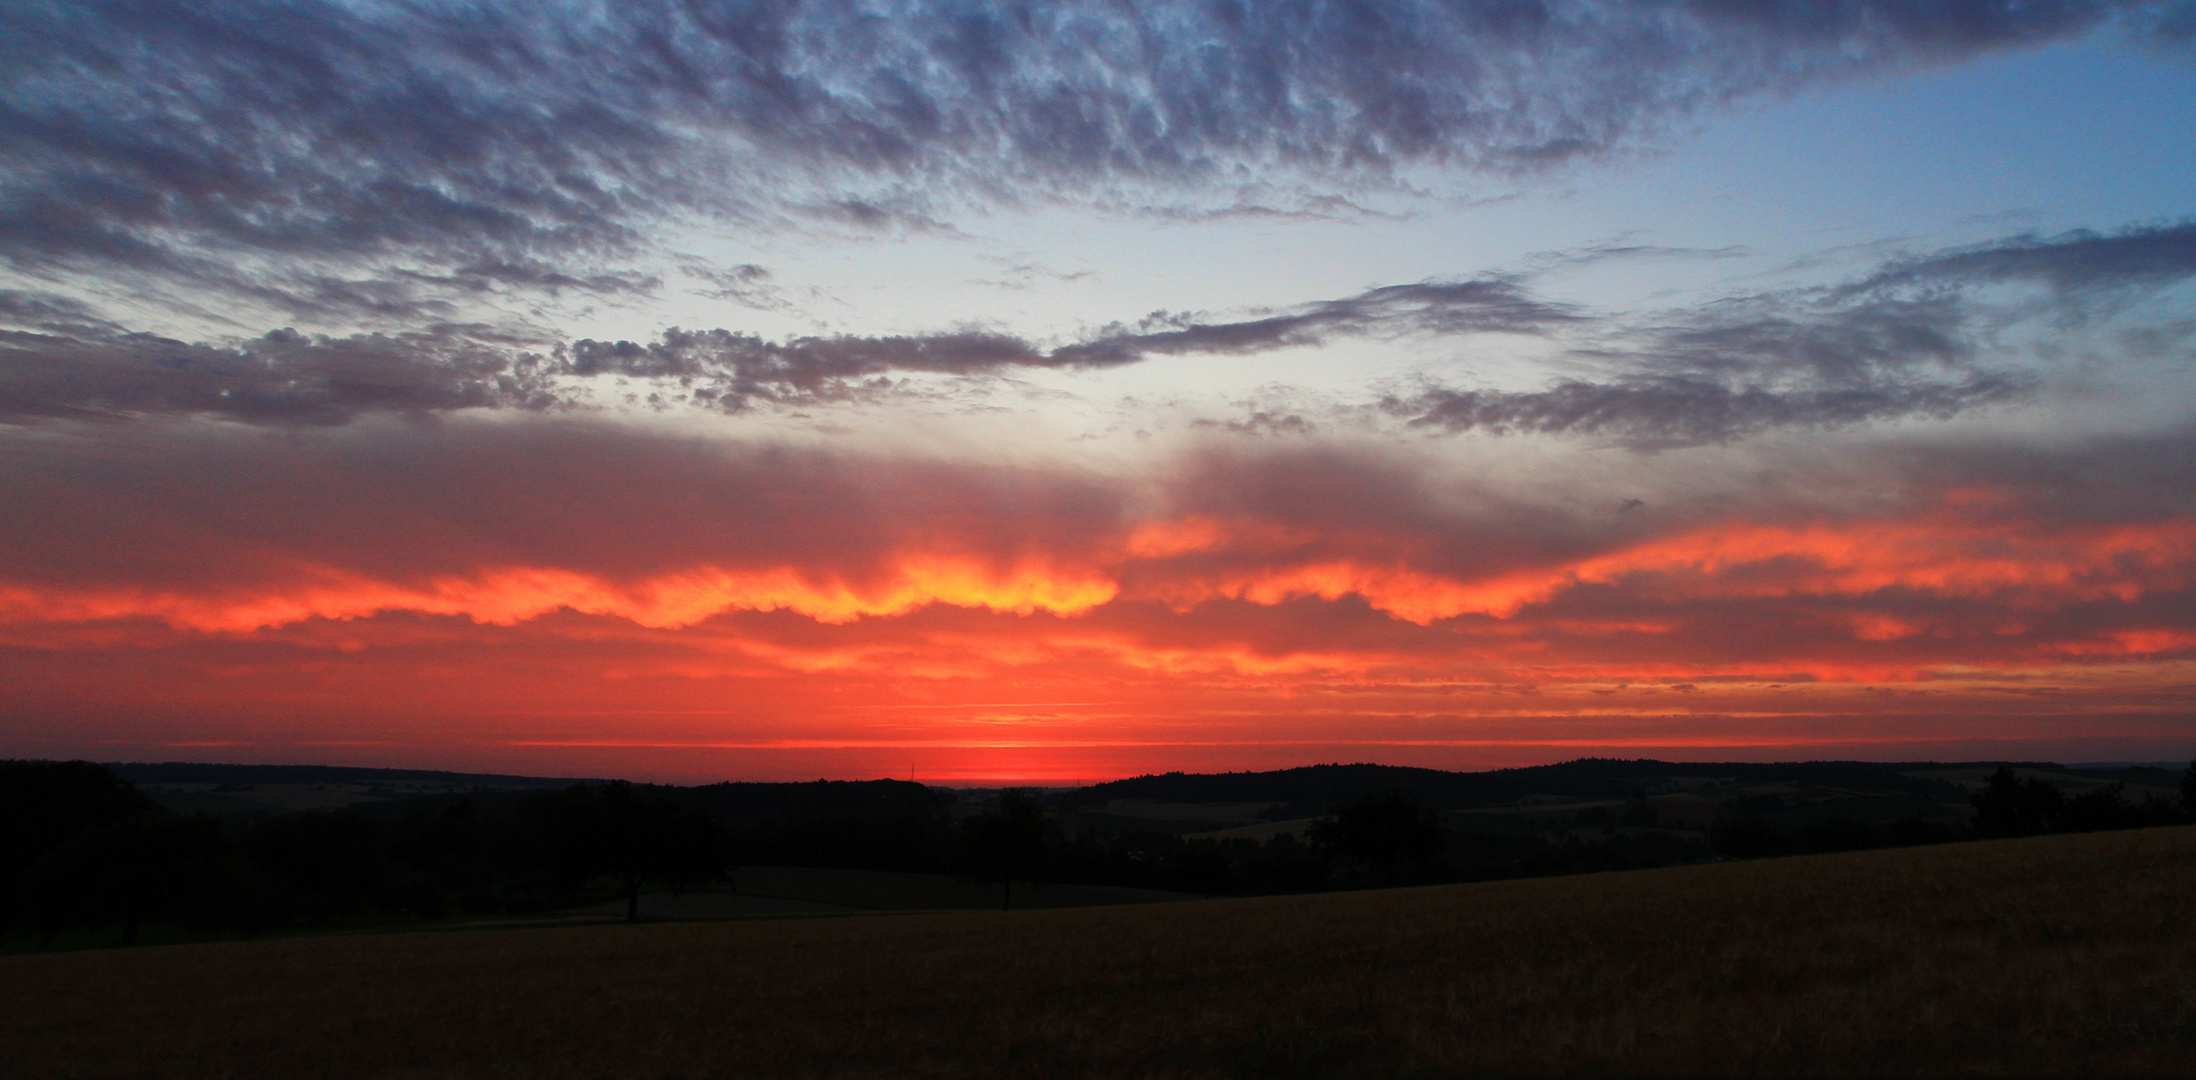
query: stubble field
5 826 2195 1078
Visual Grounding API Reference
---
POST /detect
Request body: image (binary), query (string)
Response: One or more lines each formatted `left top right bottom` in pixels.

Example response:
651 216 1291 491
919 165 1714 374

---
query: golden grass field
6 827 2196 1078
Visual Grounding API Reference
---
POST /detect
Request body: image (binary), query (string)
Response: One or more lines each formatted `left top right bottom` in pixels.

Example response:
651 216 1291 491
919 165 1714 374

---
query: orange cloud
0 556 1118 632
1122 514 2196 623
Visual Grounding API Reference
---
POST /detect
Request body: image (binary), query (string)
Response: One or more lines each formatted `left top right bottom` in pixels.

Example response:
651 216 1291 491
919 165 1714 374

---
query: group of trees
1 762 736 946
968 786 1714 898
1707 763 2196 859
1968 765 2192 838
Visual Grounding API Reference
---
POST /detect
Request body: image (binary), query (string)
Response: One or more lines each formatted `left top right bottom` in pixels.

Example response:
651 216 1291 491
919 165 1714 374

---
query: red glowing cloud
2 421 2192 778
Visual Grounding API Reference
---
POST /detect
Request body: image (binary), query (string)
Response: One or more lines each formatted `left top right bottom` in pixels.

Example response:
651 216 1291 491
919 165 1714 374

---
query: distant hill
107 761 592 789
1074 758 2053 811
73 756 2189 822
83 761 953 822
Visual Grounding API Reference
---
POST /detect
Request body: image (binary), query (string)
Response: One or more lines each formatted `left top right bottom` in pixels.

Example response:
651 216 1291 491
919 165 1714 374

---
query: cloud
0 420 1131 611
0 288 119 335
563 276 1577 409
9 220 2187 432
0 323 561 425
1125 194 1416 226
0 272 1570 422
1386 372 2030 445
1192 410 1320 438
3 420 2193 772
5 222 2187 430
1393 223 2196 444
397 260 660 299
601 223 2192 431
0 0 2163 309
1526 239 1756 270
968 260 1097 291
1840 219 2196 297
1 420 2190 685
675 259 786 309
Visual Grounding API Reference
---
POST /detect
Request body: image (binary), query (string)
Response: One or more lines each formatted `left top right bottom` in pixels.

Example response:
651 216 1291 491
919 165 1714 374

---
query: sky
3 1 2195 783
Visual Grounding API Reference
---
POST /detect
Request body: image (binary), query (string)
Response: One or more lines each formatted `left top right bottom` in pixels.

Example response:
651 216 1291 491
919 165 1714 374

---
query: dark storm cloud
0 0 2164 305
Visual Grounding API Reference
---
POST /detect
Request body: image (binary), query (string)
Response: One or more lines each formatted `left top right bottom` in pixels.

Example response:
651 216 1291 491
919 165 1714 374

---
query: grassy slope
6 828 2196 1078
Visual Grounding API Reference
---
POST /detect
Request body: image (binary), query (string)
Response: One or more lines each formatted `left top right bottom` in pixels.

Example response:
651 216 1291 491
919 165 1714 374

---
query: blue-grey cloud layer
5 222 2191 441
4 0 2182 313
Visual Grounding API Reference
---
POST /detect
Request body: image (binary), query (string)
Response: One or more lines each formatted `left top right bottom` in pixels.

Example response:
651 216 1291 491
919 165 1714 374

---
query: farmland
6 824 2194 1078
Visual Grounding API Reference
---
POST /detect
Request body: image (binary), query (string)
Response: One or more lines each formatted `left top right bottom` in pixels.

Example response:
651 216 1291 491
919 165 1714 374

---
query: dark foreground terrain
5 826 2194 1079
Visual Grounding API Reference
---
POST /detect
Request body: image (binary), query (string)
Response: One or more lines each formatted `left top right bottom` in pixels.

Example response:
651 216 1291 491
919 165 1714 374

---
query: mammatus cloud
2 0 2178 313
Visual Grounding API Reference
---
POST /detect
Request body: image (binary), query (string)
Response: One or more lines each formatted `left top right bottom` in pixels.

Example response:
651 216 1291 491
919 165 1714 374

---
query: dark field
6 827 2196 1079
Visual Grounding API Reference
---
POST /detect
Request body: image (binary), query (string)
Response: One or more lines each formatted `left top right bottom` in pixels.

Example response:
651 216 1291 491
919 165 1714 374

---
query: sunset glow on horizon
4 1 2194 782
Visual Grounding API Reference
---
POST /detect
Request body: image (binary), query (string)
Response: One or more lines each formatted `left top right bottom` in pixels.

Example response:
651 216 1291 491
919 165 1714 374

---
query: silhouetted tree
1708 810 1781 859
1783 818 1877 855
534 781 733 921
1309 789 1442 886
24 811 253 945
2182 760 2196 816
1 760 162 938
242 810 398 921
2054 783 2133 832
1163 841 1232 897
960 789 1055 910
1971 766 2062 838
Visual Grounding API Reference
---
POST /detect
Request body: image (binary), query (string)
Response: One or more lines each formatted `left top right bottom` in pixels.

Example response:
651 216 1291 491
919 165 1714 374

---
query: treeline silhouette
0 763 760 945
1704 764 2196 859
3 763 1005 945
8 759 2196 947
1082 759 1968 812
